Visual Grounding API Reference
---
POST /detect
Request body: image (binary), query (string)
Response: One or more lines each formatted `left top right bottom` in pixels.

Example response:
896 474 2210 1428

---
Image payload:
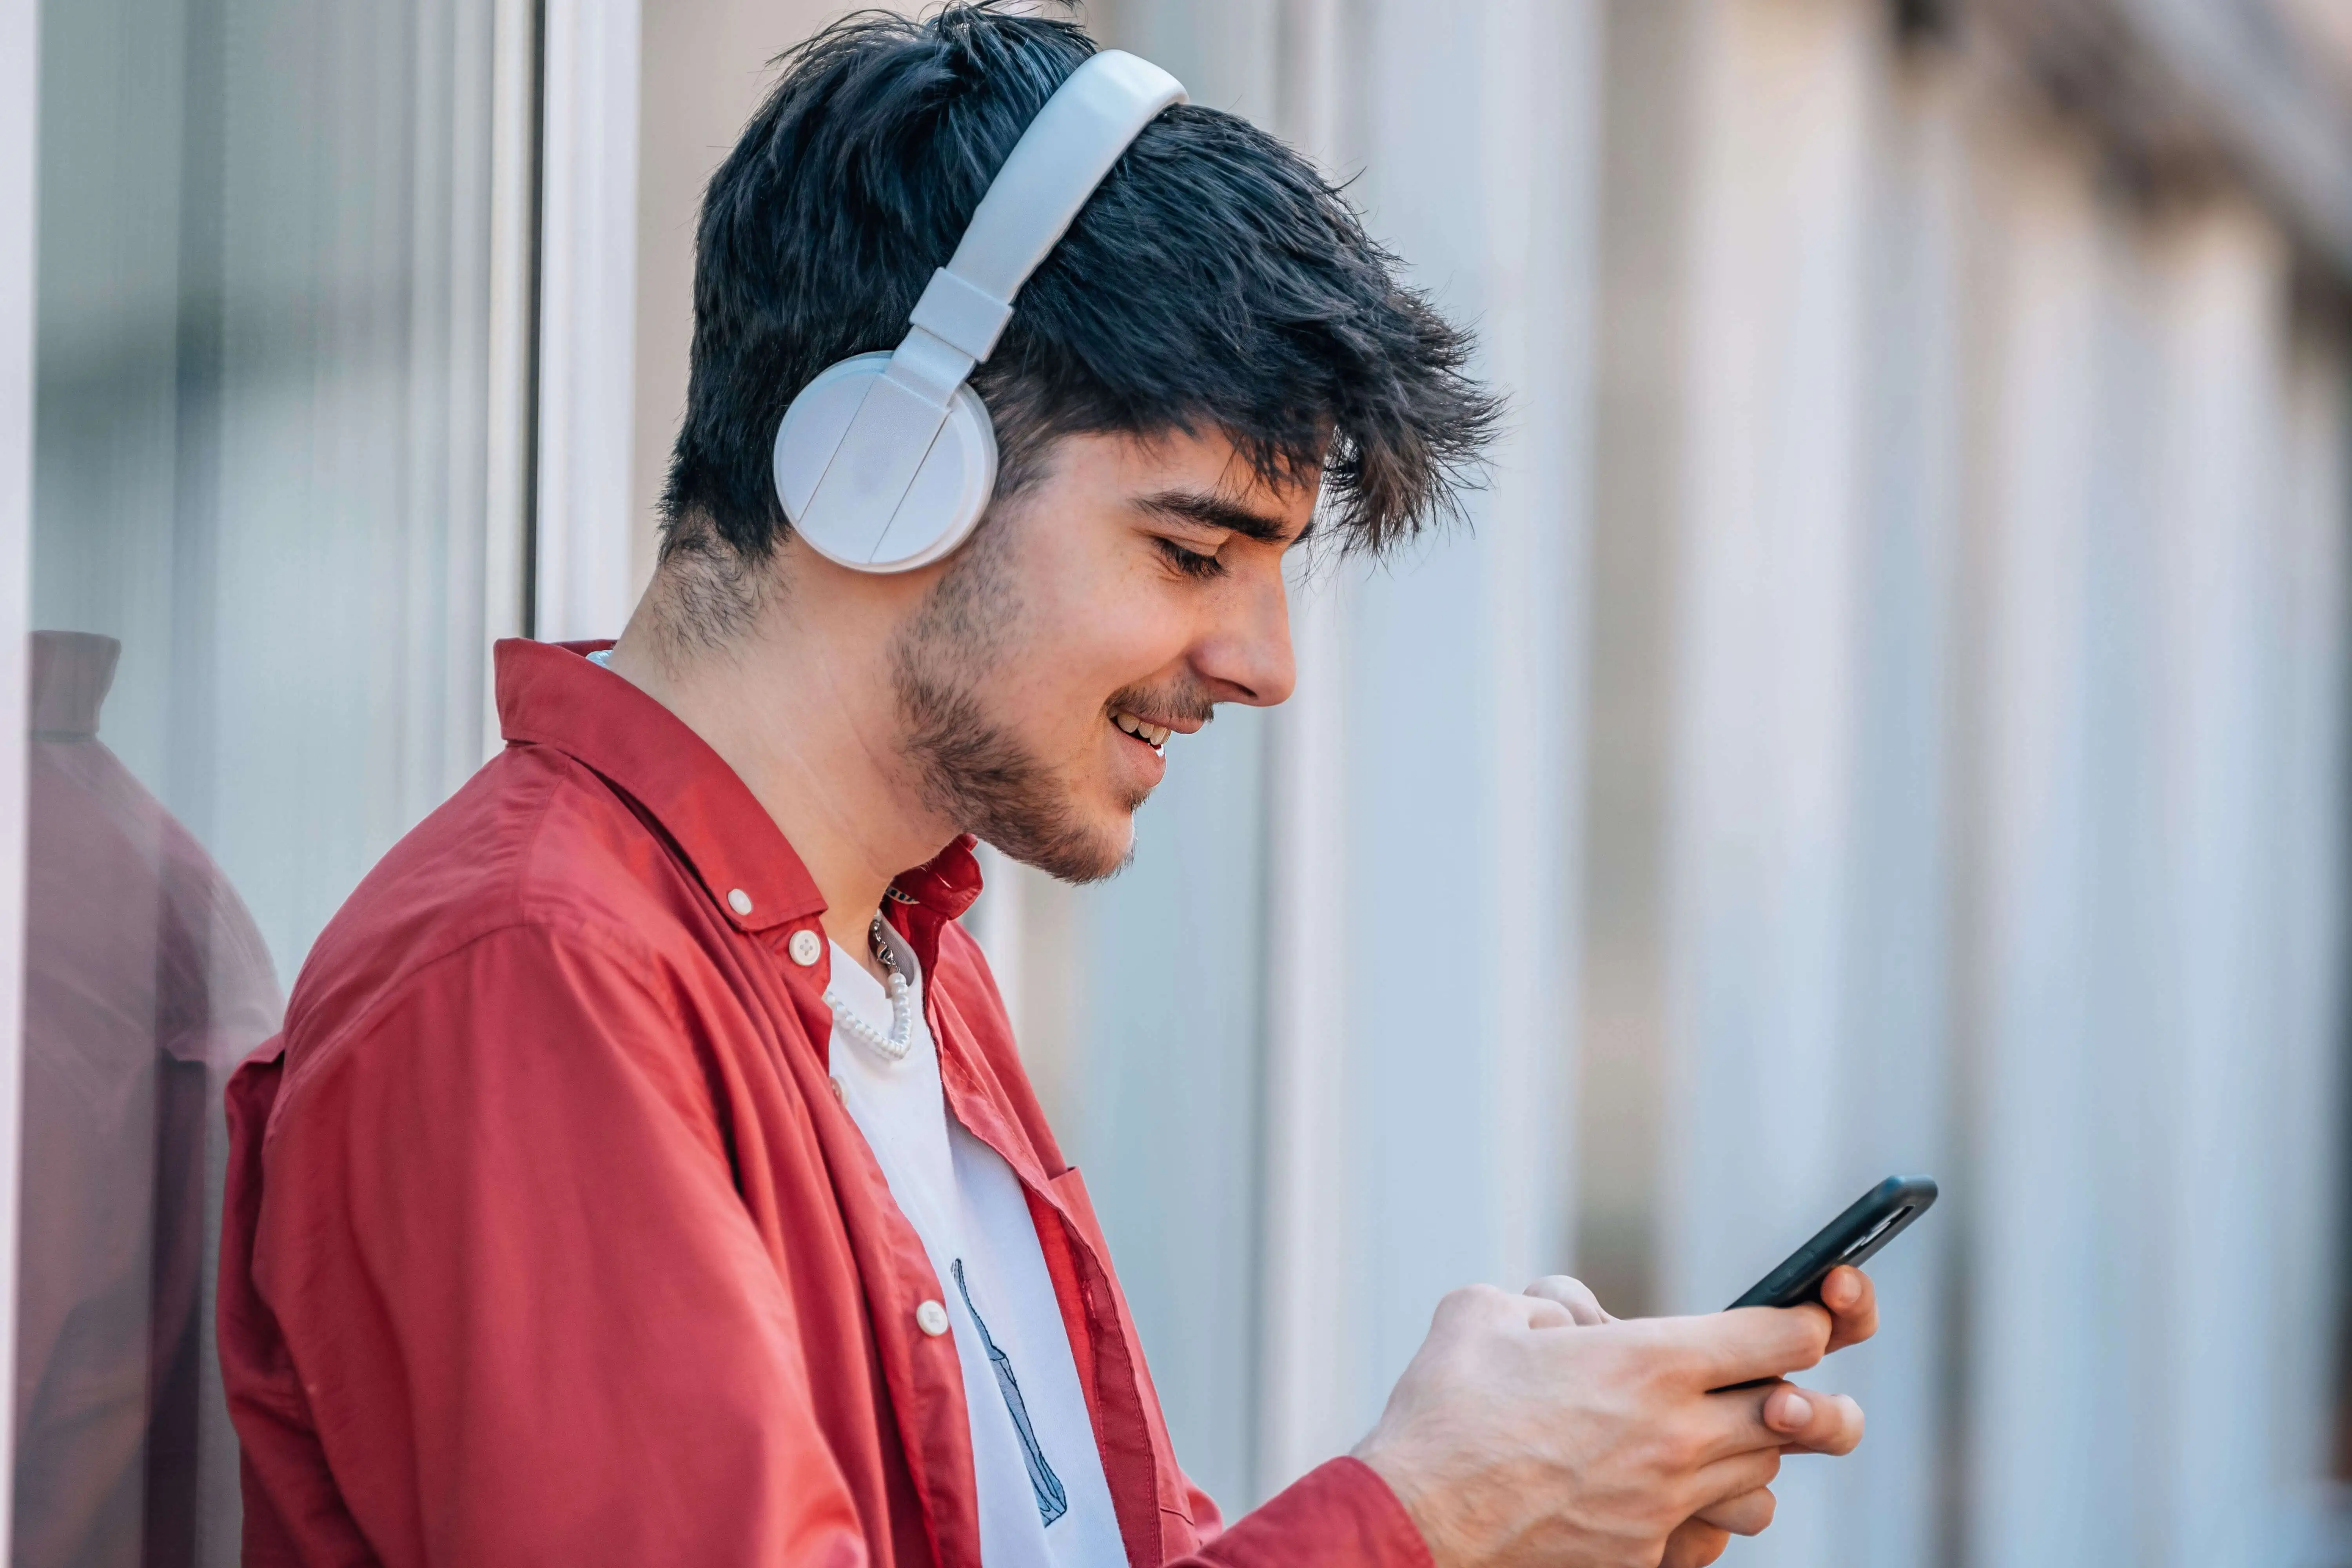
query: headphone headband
780 51 1188 569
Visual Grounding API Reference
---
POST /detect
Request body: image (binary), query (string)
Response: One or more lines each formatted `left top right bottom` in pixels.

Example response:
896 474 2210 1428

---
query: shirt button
727 888 754 916
915 1299 951 1338
788 928 822 966
827 1075 845 1103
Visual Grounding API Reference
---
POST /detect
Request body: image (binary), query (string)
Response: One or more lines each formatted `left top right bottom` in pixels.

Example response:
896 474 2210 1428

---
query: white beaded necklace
823 915 916 1062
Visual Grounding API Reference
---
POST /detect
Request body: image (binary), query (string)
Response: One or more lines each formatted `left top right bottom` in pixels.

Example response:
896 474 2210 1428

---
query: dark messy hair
659 3 1497 591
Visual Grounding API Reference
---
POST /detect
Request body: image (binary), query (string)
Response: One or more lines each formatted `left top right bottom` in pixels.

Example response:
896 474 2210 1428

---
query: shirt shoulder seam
269 907 689 1132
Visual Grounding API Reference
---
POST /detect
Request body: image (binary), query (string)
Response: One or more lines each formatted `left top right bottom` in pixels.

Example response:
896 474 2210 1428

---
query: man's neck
600 592 952 982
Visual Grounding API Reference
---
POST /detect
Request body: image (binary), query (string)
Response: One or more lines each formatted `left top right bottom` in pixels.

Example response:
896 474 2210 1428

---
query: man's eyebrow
1136 490 1305 547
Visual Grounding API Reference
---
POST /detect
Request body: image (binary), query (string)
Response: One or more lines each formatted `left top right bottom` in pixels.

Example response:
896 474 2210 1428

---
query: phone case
1727 1175 1938 1311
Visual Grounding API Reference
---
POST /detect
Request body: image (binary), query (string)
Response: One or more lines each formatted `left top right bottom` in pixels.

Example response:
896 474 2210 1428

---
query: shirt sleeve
1170 1458 1433 1568
245 922 868 1568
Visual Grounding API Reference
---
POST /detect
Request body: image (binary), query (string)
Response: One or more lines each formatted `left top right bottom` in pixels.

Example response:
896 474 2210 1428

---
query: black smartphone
1727 1175 1938 1310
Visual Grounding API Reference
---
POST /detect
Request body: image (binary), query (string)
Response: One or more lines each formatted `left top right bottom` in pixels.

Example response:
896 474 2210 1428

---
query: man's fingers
1820 1265 1878 1352
1683 1445 1781 1511
1652 1305 1831 1392
1693 1485 1777 1537
1765 1385 1866 1455
1522 1274 1611 1326
1430 1282 1572 1334
1687 1374 1866 1465
1661 1519 1732 1568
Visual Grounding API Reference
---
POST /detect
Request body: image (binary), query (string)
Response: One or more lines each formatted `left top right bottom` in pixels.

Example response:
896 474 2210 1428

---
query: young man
219 9 1878 1566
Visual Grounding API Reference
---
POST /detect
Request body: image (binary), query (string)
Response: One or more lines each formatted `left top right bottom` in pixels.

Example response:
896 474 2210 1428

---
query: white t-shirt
827 926 1125 1568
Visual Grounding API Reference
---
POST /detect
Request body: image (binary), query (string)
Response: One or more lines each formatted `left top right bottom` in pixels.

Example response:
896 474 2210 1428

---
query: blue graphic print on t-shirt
952 1258 1069 1527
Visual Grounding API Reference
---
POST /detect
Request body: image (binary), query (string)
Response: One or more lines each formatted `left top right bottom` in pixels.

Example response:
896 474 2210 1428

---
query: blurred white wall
1953 90 2349 1568
1589 5 2352 1564
535 0 644 642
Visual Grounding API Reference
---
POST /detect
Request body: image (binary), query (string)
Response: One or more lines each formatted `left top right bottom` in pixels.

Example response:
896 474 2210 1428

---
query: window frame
0 0 41 1534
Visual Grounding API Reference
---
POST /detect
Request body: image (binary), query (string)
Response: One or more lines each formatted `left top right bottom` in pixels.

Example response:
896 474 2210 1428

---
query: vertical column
1334 0 1596 1442
1659 0 1875 1312
1961 123 2145 1568
0 0 37 1537
1656 1 1985 1560
1652 2 1882 1561
482 0 539 752
1255 553 1358 1490
1577 0 1698 1328
1833 36 1965 1567
2272 306 2352 1546
2144 201 2297 1568
535 0 641 641
1254 0 1361 1494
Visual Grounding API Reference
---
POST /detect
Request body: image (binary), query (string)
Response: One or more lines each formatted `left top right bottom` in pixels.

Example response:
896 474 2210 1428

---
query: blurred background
5 0 2352 1563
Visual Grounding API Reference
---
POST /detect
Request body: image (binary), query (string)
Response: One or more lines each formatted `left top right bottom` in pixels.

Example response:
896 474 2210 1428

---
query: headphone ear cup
772 353 999 573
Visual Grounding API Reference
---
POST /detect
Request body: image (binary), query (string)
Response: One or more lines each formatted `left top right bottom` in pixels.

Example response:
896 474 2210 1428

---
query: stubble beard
888 526 1142 886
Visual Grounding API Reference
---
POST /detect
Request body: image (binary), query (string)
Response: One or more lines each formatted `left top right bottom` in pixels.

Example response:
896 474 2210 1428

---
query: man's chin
985 804 1137 886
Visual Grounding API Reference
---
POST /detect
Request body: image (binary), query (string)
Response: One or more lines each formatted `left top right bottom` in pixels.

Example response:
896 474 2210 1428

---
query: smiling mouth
1111 709 1171 755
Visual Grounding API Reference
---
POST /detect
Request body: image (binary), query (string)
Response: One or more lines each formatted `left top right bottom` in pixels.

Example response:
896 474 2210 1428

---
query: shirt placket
754 906 991 1568
924 996 1170 1567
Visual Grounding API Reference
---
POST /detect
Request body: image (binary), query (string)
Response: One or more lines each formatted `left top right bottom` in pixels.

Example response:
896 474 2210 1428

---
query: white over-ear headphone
771 50 1188 573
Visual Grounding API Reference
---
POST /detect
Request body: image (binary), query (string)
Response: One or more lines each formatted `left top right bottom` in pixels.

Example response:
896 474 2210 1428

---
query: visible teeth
1112 710 1171 750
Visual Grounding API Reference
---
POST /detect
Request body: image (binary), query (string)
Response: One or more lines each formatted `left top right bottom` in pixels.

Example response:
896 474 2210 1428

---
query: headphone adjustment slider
909 268 1016 363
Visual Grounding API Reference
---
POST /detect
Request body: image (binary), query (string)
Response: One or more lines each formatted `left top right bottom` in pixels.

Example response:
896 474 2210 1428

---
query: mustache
1103 679 1218 728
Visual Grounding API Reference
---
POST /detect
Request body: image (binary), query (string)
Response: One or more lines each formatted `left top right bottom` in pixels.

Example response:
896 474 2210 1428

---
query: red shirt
218 638 1427 1568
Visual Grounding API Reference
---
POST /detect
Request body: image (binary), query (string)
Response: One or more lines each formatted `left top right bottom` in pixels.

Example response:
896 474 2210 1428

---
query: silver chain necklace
823 915 915 1062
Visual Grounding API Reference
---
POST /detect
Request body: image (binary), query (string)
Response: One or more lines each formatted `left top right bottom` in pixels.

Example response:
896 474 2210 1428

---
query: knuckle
1782 1316 1829 1370
1656 1416 1707 1472
1525 1296 1574 1328
1434 1283 1504 1326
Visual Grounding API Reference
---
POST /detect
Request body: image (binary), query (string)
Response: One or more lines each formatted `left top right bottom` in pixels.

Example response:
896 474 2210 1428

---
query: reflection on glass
26 0 508 1555
16 633 280 1567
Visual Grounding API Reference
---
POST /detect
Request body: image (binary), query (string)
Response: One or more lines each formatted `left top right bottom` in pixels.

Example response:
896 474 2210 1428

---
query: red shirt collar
492 638 984 932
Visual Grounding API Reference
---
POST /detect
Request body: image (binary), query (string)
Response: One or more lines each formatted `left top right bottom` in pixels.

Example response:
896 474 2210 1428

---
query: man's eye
1156 538 1226 579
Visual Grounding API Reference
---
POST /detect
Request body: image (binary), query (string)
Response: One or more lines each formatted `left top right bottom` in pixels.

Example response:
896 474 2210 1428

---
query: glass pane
22 0 503 1558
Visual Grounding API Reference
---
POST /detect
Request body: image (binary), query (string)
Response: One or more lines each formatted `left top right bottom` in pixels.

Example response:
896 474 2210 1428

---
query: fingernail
1776 1393 1812 1429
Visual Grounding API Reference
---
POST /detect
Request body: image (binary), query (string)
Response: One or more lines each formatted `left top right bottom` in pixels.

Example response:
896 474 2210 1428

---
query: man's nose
1193 572 1296 708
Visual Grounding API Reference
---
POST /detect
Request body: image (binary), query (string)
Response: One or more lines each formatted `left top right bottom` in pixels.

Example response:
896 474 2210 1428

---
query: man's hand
1352 1269 1874 1568
1524 1266 1877 1568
